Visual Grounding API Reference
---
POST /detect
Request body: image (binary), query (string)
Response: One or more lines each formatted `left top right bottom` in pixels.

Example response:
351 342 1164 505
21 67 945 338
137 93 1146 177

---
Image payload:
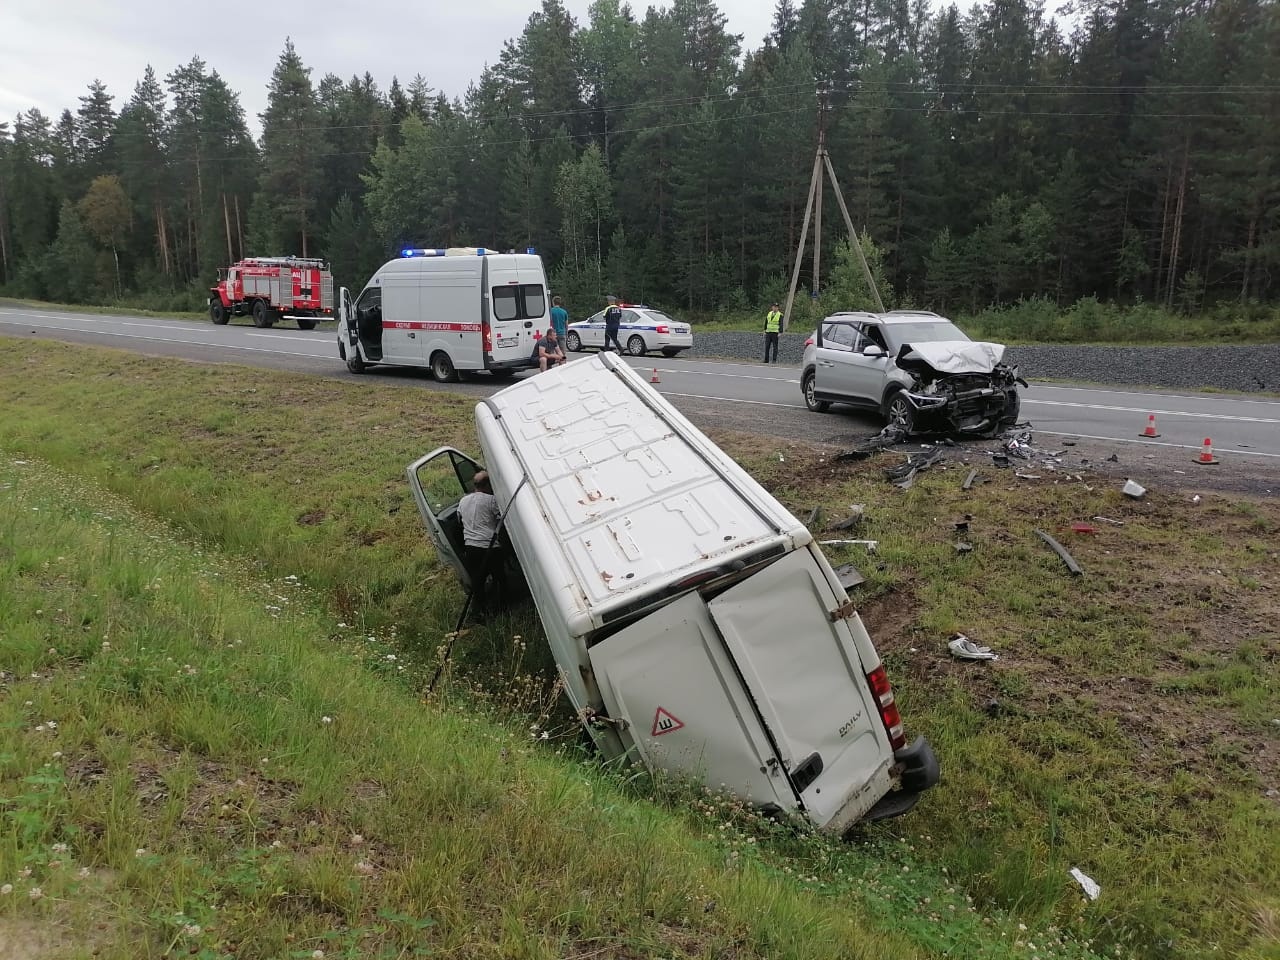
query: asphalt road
4 305 1279 471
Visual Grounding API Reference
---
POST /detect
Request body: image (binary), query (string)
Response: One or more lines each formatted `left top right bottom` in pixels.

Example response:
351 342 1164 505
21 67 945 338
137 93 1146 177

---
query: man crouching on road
459 471 506 620
536 327 567 372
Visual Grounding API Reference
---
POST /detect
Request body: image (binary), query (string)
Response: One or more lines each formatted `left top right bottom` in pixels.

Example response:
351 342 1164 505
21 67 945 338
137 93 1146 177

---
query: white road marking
1023 398 1280 425
0 318 328 360
662 391 807 410
1031 382 1280 407
1034 430 1280 460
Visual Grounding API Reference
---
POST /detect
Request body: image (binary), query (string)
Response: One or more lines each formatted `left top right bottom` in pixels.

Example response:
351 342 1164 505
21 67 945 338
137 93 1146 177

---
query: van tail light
655 324 669 334
482 320 492 352
804 336 814 347
866 665 906 750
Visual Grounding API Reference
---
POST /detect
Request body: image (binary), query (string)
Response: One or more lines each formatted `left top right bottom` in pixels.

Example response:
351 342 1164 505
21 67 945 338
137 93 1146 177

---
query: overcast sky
1 0 779 135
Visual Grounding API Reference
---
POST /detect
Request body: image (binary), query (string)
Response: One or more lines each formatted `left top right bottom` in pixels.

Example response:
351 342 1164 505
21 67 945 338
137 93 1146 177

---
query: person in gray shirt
458 471 505 618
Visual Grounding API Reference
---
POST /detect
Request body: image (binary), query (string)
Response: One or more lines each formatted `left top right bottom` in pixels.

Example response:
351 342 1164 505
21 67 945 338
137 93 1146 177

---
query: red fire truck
209 257 335 329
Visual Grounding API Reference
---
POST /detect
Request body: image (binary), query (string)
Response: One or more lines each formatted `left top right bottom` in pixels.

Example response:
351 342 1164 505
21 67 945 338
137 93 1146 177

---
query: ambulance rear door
485 255 544 367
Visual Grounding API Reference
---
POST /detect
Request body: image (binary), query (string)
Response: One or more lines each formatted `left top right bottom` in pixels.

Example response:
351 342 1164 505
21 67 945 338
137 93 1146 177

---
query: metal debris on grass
948 634 999 661
1035 528 1083 575
1122 479 1147 499
819 539 879 554
1092 515 1126 525
1070 868 1101 901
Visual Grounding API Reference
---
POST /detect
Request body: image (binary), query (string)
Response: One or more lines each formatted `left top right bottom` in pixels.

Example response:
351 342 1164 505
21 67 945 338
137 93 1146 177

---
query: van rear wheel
346 351 366 374
431 351 459 383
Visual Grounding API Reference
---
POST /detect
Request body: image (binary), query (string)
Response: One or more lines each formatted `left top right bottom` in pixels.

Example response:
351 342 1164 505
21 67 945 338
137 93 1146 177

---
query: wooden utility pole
782 85 884 330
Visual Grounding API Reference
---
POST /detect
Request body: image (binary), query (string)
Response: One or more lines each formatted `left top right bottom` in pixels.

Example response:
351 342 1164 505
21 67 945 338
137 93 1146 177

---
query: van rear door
406 446 482 586
587 591 799 812
706 547 895 827
486 257 544 366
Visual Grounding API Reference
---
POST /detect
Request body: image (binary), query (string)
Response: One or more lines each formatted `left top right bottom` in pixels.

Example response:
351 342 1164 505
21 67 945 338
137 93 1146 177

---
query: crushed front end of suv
801 311 1027 438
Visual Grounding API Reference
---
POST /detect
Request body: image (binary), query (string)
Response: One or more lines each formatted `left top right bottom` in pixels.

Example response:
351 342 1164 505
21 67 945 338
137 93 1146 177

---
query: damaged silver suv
801 311 1026 436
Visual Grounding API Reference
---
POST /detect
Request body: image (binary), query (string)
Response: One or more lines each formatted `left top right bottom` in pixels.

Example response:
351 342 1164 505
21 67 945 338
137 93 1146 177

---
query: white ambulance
407 352 940 831
337 247 547 380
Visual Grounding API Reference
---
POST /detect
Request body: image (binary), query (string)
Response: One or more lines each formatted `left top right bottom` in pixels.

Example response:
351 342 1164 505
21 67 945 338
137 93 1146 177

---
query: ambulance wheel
627 335 647 357
209 301 229 325
252 300 270 328
565 331 581 352
296 317 317 330
346 351 366 374
430 351 459 383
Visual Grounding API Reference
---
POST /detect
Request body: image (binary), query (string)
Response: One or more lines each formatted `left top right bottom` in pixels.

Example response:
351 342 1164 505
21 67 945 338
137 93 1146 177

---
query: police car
565 305 693 357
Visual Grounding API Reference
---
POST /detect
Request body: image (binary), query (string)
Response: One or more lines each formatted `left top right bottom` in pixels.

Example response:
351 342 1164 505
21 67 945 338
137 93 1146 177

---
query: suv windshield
883 322 969 349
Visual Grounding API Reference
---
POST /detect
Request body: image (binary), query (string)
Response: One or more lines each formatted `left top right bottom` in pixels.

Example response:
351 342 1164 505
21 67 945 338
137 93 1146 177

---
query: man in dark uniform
603 294 624 353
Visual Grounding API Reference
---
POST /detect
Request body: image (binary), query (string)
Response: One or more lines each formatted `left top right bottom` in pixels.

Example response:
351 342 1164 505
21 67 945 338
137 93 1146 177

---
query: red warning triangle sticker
651 706 685 737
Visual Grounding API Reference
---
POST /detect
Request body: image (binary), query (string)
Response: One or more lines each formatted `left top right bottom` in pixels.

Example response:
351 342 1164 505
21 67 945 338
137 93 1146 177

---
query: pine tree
257 39 322 257
76 79 116 179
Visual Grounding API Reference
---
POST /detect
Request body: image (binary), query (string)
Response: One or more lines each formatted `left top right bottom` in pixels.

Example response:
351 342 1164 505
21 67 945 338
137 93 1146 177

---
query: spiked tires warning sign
651 706 685 736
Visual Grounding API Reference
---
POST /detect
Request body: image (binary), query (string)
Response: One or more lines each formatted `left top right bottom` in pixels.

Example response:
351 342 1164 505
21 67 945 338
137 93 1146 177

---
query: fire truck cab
338 247 546 381
209 256 334 329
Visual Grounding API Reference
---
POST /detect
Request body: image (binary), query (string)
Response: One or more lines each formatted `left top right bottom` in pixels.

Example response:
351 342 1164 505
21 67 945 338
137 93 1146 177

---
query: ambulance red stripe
383 321 483 331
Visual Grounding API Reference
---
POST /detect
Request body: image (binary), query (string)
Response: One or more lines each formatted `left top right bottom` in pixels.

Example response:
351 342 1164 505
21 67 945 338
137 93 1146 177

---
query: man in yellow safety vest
763 303 783 363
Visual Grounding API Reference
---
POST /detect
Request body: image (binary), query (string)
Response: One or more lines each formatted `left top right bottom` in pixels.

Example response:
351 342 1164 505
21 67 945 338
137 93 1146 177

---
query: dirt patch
731 434 1280 798
297 509 327 526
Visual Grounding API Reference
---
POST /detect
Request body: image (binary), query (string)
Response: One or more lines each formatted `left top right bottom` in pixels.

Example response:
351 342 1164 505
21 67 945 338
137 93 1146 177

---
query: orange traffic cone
1194 437 1219 464
650 368 660 384
1139 414 1160 438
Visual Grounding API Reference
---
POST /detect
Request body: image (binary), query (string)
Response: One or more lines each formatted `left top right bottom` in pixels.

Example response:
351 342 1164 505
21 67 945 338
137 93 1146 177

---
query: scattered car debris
827 505 866 531
805 506 822 528
1122 479 1147 499
962 469 978 490
836 424 908 461
1092 515 1125 525
1191 494 1202 504
1069 523 1097 534
1015 472 1042 480
948 634 999 661
1062 440 1077 446
1035 528 1083 575
1070 868 1101 901
885 447 946 489
992 453 1011 468
832 563 866 589
1106 453 1120 463
954 516 971 533
955 542 973 554
818 539 879 554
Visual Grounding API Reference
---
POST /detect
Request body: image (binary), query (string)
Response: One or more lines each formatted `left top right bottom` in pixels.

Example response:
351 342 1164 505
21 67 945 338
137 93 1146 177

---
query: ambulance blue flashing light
526 247 537 255
399 247 495 258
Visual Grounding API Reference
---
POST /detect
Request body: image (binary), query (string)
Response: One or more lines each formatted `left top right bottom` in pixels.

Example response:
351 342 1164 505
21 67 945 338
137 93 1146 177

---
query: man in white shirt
458 470 504 619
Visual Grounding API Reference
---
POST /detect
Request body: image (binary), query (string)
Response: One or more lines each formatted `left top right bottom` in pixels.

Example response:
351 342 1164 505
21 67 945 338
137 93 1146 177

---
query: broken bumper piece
863 736 940 820
904 388 1008 435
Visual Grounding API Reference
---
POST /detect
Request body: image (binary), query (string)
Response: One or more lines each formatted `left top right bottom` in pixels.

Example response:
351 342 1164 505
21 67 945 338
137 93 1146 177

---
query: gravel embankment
690 332 1280 394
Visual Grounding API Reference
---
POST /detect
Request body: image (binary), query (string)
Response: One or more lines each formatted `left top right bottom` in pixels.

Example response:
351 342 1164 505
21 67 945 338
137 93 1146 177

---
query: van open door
406 447 482 586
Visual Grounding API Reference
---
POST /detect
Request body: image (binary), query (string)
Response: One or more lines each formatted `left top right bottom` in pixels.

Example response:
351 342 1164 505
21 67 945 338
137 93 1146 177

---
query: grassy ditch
0 339 1277 958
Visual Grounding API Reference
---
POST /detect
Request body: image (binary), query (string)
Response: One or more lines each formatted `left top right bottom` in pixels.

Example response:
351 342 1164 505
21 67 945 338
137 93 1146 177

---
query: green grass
0 456 1112 960
0 338 1277 958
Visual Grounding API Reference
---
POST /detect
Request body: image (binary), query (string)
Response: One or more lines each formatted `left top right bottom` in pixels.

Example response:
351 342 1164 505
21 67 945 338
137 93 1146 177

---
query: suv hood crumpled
896 341 1006 376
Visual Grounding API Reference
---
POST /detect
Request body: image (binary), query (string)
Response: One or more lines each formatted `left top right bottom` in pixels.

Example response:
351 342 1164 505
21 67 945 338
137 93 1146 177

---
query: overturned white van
408 352 939 830
338 247 547 381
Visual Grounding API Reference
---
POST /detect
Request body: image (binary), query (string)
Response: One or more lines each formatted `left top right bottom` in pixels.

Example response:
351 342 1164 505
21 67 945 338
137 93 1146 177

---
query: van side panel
418 258 484 371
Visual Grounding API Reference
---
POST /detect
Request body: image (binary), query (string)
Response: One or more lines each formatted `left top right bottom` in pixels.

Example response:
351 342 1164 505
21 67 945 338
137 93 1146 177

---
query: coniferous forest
0 0 1277 324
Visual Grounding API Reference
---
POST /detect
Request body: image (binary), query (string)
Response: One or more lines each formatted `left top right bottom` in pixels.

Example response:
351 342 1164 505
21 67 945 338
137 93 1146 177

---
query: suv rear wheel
802 371 829 413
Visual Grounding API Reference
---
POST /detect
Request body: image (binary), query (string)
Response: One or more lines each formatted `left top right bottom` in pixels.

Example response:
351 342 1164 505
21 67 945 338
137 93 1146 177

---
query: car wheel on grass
627 335 647 356
803 372 829 413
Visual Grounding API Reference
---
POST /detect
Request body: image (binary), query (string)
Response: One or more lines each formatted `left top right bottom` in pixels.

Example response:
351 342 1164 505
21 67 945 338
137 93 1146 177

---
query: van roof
477 353 809 629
